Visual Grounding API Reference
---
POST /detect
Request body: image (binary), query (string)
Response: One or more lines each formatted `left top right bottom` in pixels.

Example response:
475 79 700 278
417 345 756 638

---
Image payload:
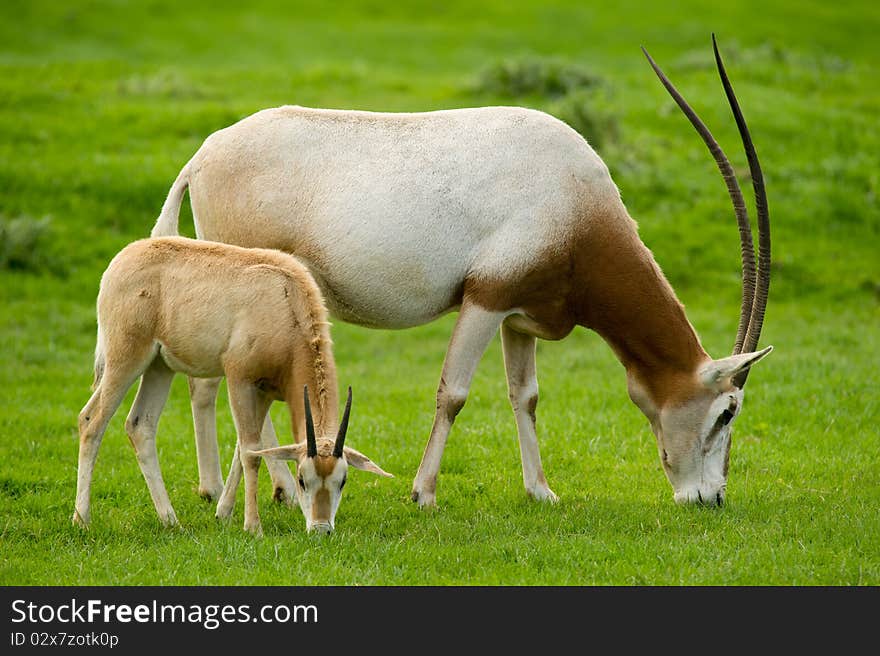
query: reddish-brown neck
570 214 708 405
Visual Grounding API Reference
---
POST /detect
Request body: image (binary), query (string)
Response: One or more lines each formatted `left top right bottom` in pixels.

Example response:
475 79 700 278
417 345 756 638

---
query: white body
164 105 618 329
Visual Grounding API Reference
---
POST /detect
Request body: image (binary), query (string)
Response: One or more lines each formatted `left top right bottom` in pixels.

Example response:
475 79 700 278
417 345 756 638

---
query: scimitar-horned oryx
151 36 772 508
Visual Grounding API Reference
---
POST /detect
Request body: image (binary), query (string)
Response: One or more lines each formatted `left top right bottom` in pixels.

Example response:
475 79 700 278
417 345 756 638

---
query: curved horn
641 44 757 358
333 386 352 458
712 35 771 387
303 385 317 458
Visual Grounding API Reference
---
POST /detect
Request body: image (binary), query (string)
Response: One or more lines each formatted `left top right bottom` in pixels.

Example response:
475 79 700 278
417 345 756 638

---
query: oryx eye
720 408 734 426
298 475 305 489
339 475 347 490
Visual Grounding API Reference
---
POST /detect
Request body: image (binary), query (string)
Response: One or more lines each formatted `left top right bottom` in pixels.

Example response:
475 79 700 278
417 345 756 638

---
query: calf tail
91 324 105 391
151 160 192 237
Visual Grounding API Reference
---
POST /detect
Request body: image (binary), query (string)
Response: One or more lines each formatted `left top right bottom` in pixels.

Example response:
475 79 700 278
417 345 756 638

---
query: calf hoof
244 520 263 538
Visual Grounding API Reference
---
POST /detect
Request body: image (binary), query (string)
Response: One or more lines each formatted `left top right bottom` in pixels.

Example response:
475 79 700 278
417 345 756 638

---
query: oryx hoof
527 485 559 504
72 509 90 528
198 485 223 501
215 500 235 521
158 508 179 527
410 488 437 509
272 485 296 507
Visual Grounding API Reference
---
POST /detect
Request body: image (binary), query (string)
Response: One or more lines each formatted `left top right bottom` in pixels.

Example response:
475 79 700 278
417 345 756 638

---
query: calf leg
501 321 557 503
215 442 240 520
74 345 157 527
261 414 297 505
215 414 297 519
226 380 272 536
411 303 506 508
125 356 178 525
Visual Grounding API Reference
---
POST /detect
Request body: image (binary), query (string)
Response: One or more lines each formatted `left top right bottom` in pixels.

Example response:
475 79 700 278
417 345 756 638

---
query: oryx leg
74 344 157 527
215 413 297 520
188 376 224 500
411 304 506 508
501 321 558 503
124 356 178 525
190 376 295 503
215 441 242 521
226 380 273 536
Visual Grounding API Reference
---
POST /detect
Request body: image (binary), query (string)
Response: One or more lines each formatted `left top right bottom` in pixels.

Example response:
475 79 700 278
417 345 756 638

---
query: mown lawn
0 0 877 585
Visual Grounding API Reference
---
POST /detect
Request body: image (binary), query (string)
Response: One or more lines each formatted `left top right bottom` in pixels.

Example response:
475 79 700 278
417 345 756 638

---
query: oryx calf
74 236 391 535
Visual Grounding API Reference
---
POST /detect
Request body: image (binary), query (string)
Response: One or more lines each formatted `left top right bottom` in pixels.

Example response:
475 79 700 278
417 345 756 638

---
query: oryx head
635 36 774 506
250 386 392 533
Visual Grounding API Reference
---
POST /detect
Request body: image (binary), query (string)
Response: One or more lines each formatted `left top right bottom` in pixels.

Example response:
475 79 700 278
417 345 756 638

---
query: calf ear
248 443 307 462
699 345 774 388
343 446 393 477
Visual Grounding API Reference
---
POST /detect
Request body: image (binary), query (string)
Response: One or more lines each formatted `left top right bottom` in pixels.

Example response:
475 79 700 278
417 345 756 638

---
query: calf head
250 386 391 533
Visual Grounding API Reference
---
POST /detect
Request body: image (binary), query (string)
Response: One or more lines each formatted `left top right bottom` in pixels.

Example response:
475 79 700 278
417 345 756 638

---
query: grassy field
1 0 877 585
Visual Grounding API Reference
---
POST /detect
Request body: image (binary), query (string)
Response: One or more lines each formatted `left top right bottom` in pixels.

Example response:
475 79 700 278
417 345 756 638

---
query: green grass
1 0 878 585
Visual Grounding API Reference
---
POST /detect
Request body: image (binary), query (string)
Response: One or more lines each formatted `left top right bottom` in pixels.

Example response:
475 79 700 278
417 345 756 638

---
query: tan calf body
74 236 389 535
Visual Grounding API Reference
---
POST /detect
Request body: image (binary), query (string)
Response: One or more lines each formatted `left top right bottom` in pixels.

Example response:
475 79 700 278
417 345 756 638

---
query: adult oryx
152 37 772 508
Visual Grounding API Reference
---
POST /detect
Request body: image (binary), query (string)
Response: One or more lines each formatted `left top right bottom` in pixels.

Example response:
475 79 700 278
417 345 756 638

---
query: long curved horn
303 385 317 458
712 35 771 387
641 44 757 358
333 386 352 458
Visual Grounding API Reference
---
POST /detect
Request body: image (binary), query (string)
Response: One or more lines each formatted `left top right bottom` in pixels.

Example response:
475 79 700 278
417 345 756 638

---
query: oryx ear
248 443 308 462
342 446 393 477
699 345 774 388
